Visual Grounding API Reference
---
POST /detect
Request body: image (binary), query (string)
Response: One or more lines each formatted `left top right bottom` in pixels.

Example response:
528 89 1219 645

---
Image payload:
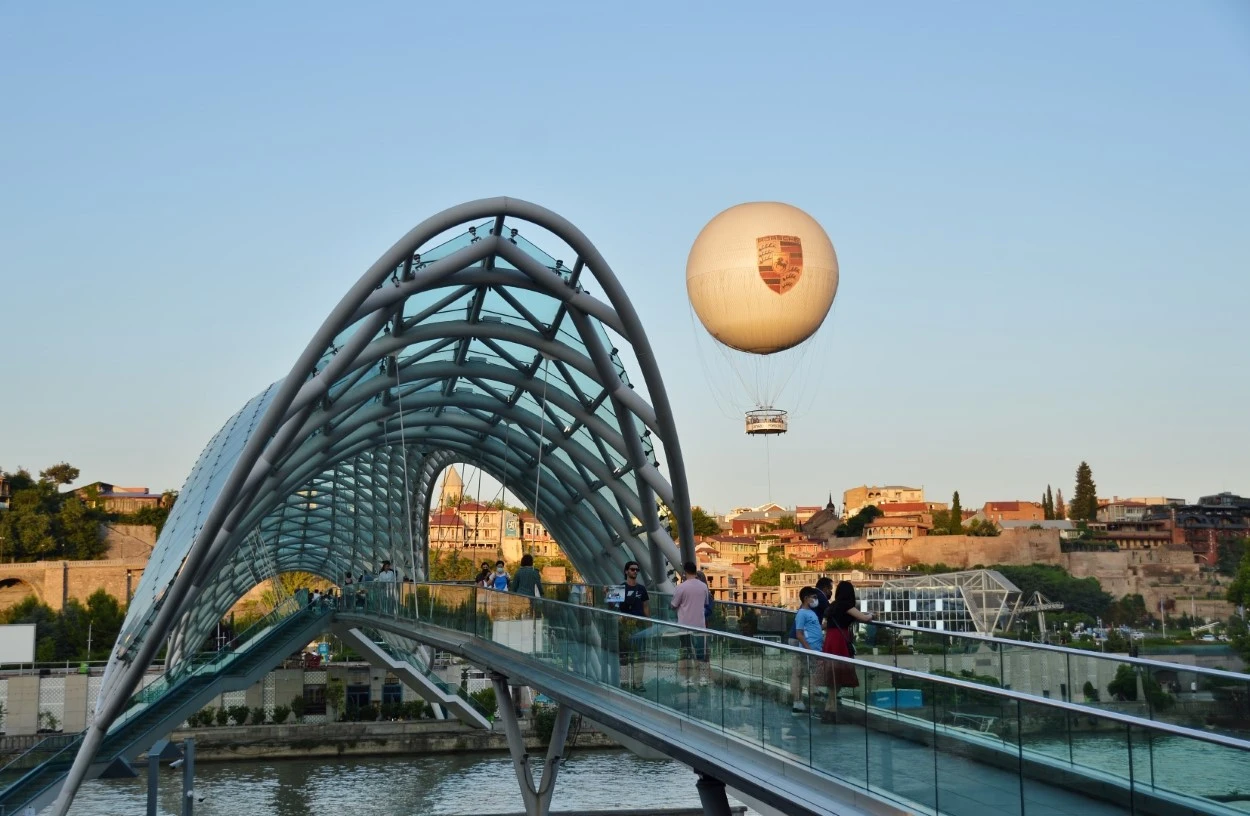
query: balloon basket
745 409 788 435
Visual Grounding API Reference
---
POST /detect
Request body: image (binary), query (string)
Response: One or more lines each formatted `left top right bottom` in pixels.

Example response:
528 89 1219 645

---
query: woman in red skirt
821 581 873 722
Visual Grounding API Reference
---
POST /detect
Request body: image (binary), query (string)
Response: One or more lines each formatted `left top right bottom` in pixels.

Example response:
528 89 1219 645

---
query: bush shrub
272 705 291 725
469 686 497 718
1082 681 1100 703
228 705 250 726
290 695 307 722
215 707 230 726
531 704 565 744
250 706 267 725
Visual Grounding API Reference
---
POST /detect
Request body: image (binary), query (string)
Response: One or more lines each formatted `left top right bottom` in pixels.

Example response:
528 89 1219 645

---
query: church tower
438 466 463 508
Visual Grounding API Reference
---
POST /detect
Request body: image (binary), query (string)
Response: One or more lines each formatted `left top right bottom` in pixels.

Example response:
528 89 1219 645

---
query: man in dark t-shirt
619 562 650 616
613 560 650 690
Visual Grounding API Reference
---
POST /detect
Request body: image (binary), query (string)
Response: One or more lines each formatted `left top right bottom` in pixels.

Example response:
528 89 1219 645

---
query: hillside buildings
72 483 168 514
427 468 559 563
842 485 924 518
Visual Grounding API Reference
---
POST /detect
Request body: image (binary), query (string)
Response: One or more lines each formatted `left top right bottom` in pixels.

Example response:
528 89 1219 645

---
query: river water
63 734 1250 814
66 749 754 815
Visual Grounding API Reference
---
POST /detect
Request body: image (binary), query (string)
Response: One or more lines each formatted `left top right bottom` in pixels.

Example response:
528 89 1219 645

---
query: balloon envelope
686 202 838 354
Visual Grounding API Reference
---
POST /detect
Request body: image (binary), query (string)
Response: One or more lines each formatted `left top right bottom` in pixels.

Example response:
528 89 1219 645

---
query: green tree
38 463 80 486
1107 665 1138 701
690 506 721 537
775 514 797 530
428 550 480 581
1106 594 1150 627
1 595 58 661
1227 549 1250 609
58 498 106 560
995 564 1113 618
1055 489 1066 520
929 507 951 534
3 468 35 492
965 518 1000 537
748 549 804 586
85 589 126 660
948 492 963 535
1044 486 1055 520
1071 462 1098 522
1217 537 1248 578
835 505 882 538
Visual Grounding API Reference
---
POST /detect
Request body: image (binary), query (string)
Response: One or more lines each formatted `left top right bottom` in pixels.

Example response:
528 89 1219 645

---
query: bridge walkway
341 583 1250 816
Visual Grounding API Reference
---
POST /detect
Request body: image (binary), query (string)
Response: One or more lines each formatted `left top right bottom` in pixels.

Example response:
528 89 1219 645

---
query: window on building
303 684 327 715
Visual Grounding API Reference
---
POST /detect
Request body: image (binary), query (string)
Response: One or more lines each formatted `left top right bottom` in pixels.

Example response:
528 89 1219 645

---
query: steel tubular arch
52 198 693 816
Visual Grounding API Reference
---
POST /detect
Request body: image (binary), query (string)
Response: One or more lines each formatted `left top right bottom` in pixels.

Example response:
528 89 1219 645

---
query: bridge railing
108 596 310 733
540 582 1250 739
352 582 1250 815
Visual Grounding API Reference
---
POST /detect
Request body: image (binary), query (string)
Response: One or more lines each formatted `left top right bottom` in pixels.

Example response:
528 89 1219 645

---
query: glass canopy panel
116 383 281 656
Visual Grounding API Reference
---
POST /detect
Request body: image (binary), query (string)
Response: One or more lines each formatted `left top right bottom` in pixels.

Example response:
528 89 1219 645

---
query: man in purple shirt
670 561 710 686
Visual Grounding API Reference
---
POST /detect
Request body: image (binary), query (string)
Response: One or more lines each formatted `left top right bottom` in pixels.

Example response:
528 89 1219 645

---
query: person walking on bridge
511 553 543 597
670 561 710 687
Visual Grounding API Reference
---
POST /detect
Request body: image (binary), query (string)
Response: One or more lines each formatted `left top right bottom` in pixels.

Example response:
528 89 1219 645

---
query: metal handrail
609 588 1250 683
868 619 1250 681
353 582 1250 754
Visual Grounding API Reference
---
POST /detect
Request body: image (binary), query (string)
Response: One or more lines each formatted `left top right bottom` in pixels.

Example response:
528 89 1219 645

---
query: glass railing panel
721 633 763 748
353 582 1250 816
759 642 795 760
859 663 936 812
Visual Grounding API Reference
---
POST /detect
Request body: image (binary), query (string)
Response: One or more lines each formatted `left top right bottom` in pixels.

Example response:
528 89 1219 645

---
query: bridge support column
695 774 732 816
491 673 572 816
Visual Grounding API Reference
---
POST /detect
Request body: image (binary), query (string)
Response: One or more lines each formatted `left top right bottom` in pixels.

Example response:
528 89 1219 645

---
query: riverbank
156 719 618 762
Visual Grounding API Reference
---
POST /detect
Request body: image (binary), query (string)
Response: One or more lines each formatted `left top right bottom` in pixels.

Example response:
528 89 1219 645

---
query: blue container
869 689 924 709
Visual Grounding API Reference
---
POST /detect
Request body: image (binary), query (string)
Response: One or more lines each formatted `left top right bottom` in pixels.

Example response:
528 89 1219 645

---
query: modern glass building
858 569 1023 633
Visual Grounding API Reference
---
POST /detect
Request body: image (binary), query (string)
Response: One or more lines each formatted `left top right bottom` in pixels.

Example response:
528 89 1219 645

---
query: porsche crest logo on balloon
757 234 803 295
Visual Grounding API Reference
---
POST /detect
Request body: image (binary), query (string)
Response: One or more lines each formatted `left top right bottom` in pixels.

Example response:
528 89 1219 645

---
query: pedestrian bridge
6 582 1249 815
16 198 1248 815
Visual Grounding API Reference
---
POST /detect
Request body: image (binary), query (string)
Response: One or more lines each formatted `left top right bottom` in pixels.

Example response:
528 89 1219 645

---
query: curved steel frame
53 197 694 813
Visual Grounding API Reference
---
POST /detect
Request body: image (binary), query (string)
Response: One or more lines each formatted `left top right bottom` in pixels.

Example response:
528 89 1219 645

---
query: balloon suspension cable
394 356 416 581
765 435 773 503
531 355 553 554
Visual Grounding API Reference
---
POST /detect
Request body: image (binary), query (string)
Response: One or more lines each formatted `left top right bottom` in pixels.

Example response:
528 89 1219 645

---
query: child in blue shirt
791 587 824 712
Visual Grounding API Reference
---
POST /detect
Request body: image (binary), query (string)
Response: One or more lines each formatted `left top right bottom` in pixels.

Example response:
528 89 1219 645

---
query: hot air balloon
686 202 839 435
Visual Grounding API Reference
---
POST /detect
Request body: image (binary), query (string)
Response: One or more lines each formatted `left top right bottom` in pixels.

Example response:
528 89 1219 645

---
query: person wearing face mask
790 587 823 712
490 560 510 591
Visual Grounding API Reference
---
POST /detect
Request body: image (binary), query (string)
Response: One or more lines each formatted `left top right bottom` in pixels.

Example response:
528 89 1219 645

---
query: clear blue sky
2 2 1247 513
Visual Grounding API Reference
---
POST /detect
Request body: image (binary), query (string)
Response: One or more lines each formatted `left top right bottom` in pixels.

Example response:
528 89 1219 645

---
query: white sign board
0 624 36 664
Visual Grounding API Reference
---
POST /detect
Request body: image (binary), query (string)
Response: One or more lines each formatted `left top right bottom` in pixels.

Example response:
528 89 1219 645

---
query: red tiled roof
429 513 464 526
878 502 930 513
984 501 1042 512
867 517 923 528
458 501 491 512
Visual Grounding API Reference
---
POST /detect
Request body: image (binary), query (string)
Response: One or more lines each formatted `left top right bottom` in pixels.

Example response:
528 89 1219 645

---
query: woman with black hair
474 561 493 588
820 580 873 722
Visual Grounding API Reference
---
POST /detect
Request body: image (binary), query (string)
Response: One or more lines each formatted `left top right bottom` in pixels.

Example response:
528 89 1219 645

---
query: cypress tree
1044 485 1055 520
1055 489 1066 520
949 491 963 534
1072 462 1098 521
